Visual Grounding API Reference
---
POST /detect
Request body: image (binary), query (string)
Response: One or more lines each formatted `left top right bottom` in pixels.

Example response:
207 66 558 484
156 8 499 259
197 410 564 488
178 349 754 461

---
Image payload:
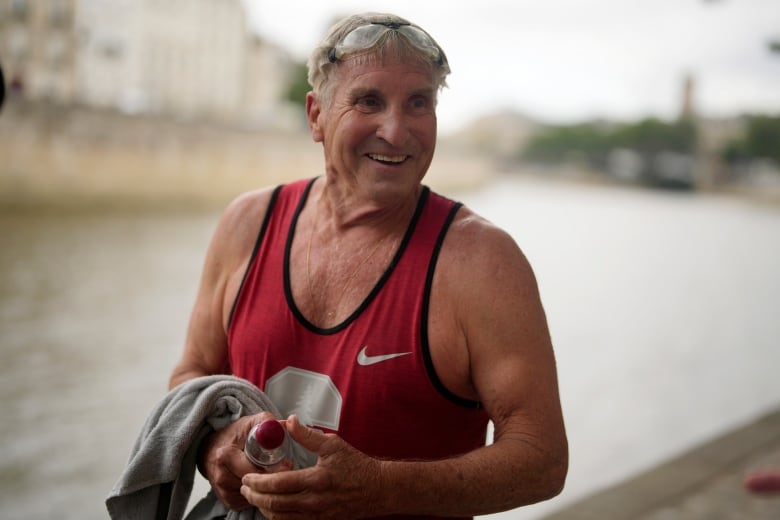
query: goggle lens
329 22 443 66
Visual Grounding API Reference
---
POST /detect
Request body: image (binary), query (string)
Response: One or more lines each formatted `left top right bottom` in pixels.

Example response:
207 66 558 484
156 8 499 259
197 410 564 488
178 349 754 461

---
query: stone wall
0 101 322 210
0 101 493 211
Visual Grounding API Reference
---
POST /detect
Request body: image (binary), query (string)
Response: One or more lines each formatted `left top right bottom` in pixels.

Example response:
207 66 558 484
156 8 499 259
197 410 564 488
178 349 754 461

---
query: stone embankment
4 101 777 212
0 102 494 211
543 408 780 520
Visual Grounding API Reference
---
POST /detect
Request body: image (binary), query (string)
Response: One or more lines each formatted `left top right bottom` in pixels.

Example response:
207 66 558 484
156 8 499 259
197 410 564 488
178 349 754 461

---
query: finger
242 468 311 495
210 464 250 510
211 445 262 509
240 485 315 519
217 443 259 477
286 414 331 454
219 487 252 511
240 483 268 512
240 479 304 514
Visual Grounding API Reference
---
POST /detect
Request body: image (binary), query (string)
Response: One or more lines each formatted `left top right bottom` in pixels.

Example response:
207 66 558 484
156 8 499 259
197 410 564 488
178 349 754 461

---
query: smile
368 153 408 164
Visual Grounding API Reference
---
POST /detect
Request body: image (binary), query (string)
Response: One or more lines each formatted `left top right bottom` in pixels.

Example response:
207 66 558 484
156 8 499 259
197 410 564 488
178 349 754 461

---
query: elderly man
169 12 567 519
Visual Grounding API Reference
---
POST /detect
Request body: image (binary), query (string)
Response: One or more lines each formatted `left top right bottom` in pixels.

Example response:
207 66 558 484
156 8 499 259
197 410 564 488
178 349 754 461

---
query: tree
284 62 311 107
521 122 612 166
722 115 780 166
521 118 696 167
611 118 697 155
743 115 780 164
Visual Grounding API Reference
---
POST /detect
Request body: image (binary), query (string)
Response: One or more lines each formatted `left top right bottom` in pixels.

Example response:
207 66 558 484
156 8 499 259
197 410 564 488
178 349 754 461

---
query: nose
375 107 409 147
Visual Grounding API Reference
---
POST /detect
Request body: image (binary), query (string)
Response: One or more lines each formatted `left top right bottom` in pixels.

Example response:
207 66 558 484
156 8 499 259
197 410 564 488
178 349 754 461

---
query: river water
1 176 779 519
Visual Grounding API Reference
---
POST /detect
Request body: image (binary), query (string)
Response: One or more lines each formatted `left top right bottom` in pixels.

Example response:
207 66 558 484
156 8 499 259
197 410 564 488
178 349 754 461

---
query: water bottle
244 419 291 469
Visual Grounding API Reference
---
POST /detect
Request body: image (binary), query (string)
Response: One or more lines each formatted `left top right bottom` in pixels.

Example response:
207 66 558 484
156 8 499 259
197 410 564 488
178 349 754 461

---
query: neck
299 177 420 325
316 176 422 233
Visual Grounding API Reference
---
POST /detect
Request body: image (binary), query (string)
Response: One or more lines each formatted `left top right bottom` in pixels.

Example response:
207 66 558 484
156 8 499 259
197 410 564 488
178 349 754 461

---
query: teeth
369 153 406 163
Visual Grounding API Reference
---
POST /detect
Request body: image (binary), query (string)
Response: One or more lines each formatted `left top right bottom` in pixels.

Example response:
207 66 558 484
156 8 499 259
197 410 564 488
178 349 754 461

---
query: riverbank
542 407 780 519
3 102 779 213
0 101 495 213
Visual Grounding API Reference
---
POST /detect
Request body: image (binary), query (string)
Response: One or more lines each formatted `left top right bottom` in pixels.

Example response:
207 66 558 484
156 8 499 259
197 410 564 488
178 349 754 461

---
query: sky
243 0 780 134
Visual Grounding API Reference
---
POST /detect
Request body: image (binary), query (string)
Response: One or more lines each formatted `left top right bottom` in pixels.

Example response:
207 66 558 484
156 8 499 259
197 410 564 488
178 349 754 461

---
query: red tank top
228 178 489 467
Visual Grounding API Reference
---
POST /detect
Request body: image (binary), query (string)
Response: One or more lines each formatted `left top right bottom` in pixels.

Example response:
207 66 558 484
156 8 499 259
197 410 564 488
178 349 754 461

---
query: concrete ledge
543 408 780 519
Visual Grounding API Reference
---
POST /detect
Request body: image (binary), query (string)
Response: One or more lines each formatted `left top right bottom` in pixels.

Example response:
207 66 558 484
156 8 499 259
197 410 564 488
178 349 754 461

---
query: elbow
498 438 570 509
168 363 208 390
168 364 190 390
539 423 570 501
536 441 569 503
520 441 569 506
541 452 569 501
168 372 184 391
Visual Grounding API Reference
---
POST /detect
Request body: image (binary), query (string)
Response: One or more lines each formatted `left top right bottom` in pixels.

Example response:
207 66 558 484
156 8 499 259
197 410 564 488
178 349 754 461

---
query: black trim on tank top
286 180 431 335
420 202 483 409
226 184 283 330
283 177 318 327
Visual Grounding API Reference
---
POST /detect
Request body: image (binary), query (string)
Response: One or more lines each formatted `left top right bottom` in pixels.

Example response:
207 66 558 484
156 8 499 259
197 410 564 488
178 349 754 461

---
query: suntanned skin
169 53 568 518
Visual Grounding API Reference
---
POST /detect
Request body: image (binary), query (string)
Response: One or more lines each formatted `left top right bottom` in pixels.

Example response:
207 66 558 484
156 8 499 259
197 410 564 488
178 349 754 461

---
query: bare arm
240 211 568 517
377 214 568 514
167 188 278 509
169 188 275 389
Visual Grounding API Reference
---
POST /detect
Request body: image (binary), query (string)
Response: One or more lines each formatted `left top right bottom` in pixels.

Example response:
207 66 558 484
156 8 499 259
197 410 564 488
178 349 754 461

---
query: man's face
307 57 438 201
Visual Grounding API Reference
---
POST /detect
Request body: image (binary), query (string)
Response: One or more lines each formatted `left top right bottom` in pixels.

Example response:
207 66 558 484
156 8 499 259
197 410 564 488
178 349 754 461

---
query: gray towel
105 375 315 520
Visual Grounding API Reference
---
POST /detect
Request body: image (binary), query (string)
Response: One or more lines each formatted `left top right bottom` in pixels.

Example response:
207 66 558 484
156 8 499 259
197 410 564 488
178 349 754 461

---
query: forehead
334 57 437 95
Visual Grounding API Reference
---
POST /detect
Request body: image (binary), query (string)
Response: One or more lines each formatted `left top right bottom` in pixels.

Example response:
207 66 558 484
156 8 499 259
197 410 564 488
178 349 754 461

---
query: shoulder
443 205 534 284
426 201 552 403
206 186 280 271
220 186 278 233
216 178 312 242
435 203 544 329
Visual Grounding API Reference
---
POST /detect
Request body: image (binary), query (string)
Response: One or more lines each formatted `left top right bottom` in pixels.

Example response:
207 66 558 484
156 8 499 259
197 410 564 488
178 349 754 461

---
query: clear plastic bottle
244 419 291 469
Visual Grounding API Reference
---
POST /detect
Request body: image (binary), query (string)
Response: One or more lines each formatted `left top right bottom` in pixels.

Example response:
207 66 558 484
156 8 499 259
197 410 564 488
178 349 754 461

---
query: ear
306 92 324 143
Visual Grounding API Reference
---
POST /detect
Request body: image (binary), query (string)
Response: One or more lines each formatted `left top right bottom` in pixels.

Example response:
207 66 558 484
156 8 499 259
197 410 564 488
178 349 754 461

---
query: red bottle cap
254 419 285 449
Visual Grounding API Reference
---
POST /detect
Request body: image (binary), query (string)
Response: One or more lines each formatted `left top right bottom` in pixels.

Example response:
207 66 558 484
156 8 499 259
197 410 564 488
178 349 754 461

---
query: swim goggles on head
328 21 444 66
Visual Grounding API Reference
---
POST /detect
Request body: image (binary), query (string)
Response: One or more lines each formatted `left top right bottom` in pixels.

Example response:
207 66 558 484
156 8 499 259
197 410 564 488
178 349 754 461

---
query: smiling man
169 12 567 519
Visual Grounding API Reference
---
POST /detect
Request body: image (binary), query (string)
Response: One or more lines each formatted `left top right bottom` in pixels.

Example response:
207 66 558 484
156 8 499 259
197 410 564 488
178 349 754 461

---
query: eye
355 96 382 111
409 95 432 111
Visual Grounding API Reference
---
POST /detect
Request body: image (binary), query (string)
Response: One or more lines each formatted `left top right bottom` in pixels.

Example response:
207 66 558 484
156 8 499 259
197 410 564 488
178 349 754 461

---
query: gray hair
307 12 450 108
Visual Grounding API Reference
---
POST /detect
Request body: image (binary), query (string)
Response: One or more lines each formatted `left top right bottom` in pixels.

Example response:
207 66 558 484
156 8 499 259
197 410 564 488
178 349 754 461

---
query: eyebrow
347 86 436 100
347 87 381 100
410 87 436 99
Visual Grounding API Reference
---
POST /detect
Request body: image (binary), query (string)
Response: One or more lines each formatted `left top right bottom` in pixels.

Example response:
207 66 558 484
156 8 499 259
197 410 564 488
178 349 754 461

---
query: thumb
286 414 331 455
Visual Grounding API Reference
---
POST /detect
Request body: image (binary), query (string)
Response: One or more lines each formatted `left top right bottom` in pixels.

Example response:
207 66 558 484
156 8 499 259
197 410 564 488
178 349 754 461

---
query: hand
240 415 385 519
200 411 282 510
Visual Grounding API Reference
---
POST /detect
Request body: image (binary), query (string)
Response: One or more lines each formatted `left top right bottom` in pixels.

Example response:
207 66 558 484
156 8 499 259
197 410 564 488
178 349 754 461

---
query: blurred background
1 1 779 518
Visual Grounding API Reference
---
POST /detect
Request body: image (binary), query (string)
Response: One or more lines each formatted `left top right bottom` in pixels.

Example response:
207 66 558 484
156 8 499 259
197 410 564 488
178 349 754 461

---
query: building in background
0 0 296 128
0 0 78 103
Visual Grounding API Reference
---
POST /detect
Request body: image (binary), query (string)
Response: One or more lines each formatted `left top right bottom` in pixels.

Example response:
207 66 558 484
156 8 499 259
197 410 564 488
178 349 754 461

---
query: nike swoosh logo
357 346 412 366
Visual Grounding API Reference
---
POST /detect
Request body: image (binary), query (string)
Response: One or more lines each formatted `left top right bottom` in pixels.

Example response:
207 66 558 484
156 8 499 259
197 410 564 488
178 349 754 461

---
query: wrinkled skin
201 411 292 511
240 415 383 519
